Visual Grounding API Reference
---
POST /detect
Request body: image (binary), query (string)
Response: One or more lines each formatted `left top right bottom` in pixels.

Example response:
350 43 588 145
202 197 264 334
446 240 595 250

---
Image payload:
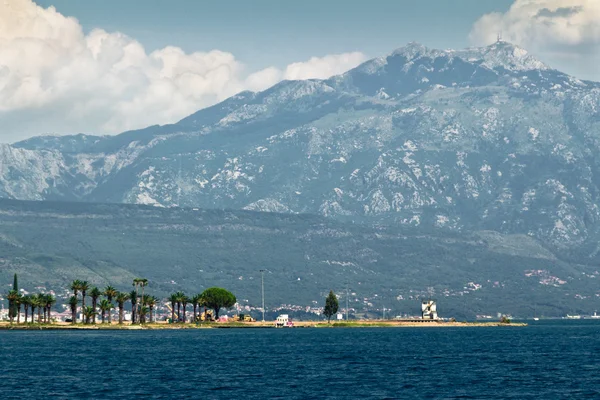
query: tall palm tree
80 281 90 312
175 291 185 322
7 291 19 323
143 295 158 323
132 278 148 323
168 293 178 322
34 295 43 323
83 306 96 324
68 296 78 324
181 295 189 323
70 280 82 298
30 294 38 323
89 287 102 324
192 294 202 322
104 286 118 324
115 292 130 325
22 295 31 323
99 299 112 323
15 293 22 323
44 294 56 323
130 290 138 324
139 306 149 324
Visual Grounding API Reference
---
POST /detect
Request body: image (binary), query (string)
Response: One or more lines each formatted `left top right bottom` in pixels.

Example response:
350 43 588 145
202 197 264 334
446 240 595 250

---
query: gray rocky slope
2 41 600 258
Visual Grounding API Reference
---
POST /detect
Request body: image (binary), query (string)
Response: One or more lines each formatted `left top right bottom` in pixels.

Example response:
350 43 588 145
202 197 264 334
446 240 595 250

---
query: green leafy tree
89 287 102 324
324 290 339 323
8 274 18 320
68 296 78 323
99 299 112 323
200 287 236 319
115 292 130 325
6 290 19 323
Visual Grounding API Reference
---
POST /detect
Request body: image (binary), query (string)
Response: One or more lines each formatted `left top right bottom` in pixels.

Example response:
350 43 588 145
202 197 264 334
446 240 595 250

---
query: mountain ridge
2 41 600 259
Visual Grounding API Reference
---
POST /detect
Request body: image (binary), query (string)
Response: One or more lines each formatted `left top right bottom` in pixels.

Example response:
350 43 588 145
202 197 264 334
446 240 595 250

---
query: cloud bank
470 0 600 79
0 0 366 142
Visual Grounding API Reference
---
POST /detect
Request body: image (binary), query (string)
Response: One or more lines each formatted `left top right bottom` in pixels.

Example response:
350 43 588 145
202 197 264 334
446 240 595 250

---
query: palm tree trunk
24 305 28 323
92 299 97 324
171 303 175 322
71 308 76 324
182 305 187 323
82 293 86 313
31 306 35 323
37 307 41 323
107 305 112 324
17 304 21 323
149 306 154 323
101 310 105 323
177 302 181 322
47 305 51 323
193 304 197 322
119 305 124 324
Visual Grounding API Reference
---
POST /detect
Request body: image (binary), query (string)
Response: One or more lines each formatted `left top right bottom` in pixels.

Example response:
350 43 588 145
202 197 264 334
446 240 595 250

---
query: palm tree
44 294 56 323
89 287 102 324
115 292 130 325
15 293 22 323
139 306 149 324
83 306 96 324
6 290 19 323
68 296 78 324
132 278 148 323
175 291 185 322
80 281 90 311
104 286 118 324
99 299 112 323
181 295 189 323
70 280 82 298
34 294 44 323
130 290 138 324
143 295 158 323
30 294 38 323
168 293 178 322
192 294 202 322
22 295 31 323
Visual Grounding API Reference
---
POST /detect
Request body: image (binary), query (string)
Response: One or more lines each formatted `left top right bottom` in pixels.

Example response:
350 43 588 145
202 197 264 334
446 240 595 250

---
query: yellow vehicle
197 310 214 322
234 314 255 322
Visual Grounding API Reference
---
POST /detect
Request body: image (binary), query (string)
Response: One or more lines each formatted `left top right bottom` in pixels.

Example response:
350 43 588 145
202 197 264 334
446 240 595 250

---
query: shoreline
0 320 527 330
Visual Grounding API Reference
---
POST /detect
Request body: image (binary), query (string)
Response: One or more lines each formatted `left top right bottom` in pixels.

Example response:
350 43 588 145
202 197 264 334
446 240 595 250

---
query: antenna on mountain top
497 31 503 43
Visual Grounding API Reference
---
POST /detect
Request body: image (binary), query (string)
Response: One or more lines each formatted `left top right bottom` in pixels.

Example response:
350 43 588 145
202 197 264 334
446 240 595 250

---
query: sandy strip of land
0 320 526 330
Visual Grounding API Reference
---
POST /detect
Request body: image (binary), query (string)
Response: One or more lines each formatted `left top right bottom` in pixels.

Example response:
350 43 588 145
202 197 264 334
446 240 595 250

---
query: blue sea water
0 320 599 399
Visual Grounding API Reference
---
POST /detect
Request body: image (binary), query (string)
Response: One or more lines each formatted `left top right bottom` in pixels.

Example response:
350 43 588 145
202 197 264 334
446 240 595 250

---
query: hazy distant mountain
1 198 597 317
3 41 600 255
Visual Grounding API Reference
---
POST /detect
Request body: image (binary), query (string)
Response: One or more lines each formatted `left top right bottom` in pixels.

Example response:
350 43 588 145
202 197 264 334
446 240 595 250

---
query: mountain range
1 41 600 315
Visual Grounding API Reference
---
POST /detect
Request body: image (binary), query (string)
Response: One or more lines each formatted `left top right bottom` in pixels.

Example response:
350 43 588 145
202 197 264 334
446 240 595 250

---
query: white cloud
470 0 600 80
0 0 366 142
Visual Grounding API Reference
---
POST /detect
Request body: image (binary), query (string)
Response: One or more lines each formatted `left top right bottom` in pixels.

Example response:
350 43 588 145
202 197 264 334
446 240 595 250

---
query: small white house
276 314 293 327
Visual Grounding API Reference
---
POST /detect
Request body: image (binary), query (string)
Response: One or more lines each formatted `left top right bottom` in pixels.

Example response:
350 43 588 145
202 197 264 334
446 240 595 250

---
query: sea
0 320 599 399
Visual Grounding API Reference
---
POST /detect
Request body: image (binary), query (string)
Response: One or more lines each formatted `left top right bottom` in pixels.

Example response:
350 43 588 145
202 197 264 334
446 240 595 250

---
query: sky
1 0 599 143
